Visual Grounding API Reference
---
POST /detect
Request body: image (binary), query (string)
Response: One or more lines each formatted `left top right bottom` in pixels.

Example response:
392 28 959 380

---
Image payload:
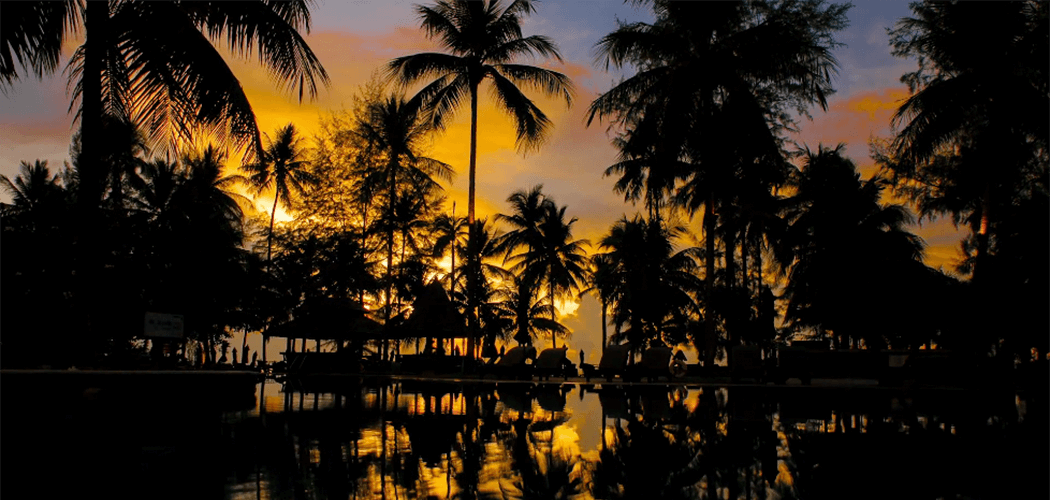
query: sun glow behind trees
1 1 1045 366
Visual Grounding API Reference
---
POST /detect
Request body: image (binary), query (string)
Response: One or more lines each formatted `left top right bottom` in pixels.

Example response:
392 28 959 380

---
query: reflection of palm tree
490 413 582 500
243 124 317 264
592 419 700 500
390 0 574 359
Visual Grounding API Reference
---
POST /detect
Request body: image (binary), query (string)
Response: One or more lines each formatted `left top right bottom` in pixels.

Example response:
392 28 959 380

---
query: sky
0 0 968 359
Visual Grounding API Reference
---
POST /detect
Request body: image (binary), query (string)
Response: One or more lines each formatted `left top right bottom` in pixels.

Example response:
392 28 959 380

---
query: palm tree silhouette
886 1 1048 283
498 275 567 347
389 0 574 358
432 208 469 299
0 160 66 228
2 0 328 210
587 0 848 365
355 94 452 326
782 145 927 347
595 216 702 354
499 186 588 349
457 218 512 354
243 124 317 265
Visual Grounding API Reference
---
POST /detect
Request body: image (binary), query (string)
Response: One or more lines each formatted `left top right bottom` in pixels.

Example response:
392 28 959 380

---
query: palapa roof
397 282 469 339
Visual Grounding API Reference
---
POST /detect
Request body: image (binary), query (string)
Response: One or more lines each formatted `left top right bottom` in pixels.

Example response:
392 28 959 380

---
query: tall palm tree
243 123 317 264
355 94 452 325
388 0 574 359
886 0 1048 283
587 0 848 365
499 187 588 349
2 0 329 205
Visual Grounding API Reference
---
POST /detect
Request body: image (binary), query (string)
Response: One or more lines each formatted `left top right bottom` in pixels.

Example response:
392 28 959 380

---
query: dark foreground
2 371 1046 500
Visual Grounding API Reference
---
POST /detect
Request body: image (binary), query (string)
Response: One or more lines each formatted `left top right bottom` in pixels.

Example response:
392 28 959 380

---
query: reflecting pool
3 376 1046 500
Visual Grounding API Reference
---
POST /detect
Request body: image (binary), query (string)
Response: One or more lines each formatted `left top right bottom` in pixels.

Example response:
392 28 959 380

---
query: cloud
792 86 910 175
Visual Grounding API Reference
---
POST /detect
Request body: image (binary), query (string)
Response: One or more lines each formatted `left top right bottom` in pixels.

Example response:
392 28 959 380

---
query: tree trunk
80 1 107 212
449 202 457 298
601 299 608 351
550 278 558 349
384 159 397 361
360 200 370 305
972 186 991 284
465 82 480 363
77 0 109 350
703 192 717 367
266 193 280 263
723 227 737 346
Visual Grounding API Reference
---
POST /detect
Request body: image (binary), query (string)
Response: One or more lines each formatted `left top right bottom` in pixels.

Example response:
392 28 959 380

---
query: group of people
149 339 261 369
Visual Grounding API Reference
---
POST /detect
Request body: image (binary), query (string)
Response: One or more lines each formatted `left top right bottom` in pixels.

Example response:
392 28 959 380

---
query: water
3 376 1046 500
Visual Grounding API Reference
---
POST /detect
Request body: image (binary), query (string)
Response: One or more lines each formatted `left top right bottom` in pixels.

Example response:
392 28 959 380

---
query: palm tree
498 274 567 347
125 150 254 354
431 205 468 298
3 0 328 206
499 187 588 349
0 160 66 228
456 218 512 356
388 0 574 359
782 145 929 348
594 216 702 354
587 0 849 365
885 0 1048 283
243 123 317 264
354 94 453 325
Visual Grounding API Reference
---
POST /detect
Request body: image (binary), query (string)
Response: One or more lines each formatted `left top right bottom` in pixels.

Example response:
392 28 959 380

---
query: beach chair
534 348 575 380
582 344 631 381
629 346 673 382
485 345 536 379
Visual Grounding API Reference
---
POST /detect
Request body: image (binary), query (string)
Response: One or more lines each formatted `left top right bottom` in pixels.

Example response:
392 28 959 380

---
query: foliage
594 215 702 352
498 186 589 349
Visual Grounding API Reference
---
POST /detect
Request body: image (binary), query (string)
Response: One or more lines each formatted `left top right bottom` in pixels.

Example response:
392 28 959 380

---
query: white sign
144 312 184 339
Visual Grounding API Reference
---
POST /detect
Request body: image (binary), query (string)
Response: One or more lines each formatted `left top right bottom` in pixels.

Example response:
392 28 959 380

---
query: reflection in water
218 380 1044 500
2 377 1043 499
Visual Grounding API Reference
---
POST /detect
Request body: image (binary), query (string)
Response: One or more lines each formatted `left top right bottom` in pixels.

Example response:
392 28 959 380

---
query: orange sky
0 1 966 358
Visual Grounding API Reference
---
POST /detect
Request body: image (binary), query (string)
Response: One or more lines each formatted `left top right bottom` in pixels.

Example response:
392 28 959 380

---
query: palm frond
487 68 551 152
492 63 573 106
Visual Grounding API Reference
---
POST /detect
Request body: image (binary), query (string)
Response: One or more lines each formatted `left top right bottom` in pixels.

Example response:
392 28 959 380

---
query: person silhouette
579 349 585 367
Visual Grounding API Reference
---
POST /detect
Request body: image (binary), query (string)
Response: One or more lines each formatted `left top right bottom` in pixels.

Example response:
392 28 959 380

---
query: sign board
144 312 184 339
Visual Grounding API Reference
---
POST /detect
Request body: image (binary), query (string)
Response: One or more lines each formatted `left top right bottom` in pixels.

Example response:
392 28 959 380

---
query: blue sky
0 0 966 357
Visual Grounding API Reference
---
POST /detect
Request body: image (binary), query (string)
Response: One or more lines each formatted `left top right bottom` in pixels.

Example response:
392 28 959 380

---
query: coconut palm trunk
268 194 279 262
549 278 558 349
601 299 608 351
465 81 480 362
704 192 717 367
80 1 107 211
